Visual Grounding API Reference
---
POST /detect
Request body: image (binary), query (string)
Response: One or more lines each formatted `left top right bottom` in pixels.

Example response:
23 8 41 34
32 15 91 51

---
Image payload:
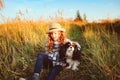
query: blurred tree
83 13 88 22
74 10 83 22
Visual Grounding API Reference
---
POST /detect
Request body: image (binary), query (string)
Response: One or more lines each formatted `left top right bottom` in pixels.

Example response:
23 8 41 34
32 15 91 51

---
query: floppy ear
59 45 66 60
72 45 81 60
59 42 70 60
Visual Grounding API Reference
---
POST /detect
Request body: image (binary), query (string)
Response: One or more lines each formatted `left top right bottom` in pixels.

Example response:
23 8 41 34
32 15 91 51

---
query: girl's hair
45 31 66 52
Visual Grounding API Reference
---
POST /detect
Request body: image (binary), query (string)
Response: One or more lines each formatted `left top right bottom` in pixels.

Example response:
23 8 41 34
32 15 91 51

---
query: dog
59 42 81 71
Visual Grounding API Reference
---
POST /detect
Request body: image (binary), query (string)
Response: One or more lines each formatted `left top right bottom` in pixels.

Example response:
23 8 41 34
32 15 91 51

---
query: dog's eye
71 44 75 47
68 44 71 46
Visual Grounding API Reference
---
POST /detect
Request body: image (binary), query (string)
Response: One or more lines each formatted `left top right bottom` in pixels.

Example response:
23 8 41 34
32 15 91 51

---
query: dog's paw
66 66 71 69
19 78 26 80
72 67 79 71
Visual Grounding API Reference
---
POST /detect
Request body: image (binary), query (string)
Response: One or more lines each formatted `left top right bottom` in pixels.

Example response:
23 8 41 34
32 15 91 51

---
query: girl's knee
37 52 44 58
37 52 47 59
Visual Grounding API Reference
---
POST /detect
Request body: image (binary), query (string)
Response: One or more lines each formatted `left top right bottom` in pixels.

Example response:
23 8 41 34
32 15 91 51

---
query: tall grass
0 19 48 79
0 17 120 80
83 25 120 80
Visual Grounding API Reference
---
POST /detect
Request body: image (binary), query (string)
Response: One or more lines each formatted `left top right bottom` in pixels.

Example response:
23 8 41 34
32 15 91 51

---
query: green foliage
74 10 83 22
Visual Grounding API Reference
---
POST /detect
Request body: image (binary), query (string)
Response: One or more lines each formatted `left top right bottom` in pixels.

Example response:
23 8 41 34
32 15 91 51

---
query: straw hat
46 23 65 34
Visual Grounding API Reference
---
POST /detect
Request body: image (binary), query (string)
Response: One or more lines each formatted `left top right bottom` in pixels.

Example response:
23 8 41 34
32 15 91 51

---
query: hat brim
46 28 65 34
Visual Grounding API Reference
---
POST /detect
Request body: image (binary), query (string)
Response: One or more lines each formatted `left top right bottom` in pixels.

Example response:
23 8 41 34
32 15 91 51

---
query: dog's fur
59 42 81 71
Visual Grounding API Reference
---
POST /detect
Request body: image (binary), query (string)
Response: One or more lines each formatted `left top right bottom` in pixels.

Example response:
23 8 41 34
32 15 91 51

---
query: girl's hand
73 42 81 50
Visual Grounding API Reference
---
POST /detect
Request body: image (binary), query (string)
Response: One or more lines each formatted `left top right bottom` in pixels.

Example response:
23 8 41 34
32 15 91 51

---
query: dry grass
0 16 120 80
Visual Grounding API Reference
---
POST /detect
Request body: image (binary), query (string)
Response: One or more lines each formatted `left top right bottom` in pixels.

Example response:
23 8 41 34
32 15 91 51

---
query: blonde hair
45 31 66 52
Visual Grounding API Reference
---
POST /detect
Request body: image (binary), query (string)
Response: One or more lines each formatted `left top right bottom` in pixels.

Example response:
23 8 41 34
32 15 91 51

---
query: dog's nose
70 46 72 48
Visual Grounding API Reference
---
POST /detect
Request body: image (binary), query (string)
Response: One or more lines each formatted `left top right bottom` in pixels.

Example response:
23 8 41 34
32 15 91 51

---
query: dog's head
66 42 78 54
59 42 81 61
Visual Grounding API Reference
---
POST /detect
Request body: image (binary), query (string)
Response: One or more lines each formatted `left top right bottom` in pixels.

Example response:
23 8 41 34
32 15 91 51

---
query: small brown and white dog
59 42 81 71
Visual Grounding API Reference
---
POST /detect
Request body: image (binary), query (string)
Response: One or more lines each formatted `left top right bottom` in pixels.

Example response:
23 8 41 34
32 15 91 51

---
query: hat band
49 28 58 30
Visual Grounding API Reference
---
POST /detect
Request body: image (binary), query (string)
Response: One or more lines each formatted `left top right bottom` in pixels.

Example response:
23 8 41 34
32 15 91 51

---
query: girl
33 23 81 80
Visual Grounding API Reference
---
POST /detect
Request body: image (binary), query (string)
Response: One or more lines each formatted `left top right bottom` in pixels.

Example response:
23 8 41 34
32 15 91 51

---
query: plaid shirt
47 41 64 66
47 39 81 66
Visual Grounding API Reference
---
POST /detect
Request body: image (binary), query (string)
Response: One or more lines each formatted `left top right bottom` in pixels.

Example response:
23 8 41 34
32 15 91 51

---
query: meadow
0 17 120 80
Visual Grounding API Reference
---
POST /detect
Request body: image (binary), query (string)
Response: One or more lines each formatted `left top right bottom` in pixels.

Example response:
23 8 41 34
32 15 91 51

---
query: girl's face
50 31 60 41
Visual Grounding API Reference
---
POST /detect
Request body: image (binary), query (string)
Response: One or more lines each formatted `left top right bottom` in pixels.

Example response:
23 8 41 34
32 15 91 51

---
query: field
0 17 120 80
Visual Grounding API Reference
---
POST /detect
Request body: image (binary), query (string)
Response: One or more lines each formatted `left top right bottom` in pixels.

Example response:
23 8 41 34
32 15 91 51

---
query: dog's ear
73 44 78 53
59 45 66 60
72 45 81 60
59 42 70 60
72 51 81 61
